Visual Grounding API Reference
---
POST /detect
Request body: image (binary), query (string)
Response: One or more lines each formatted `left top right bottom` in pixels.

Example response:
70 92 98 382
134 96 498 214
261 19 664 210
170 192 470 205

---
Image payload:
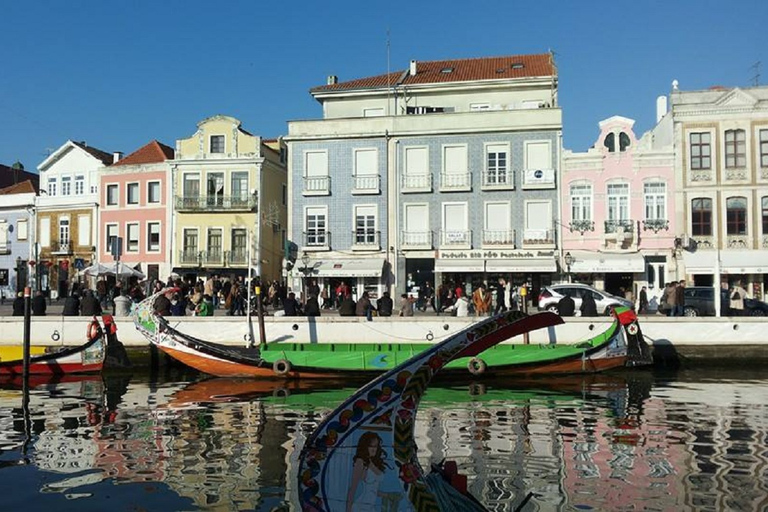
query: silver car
537 283 633 316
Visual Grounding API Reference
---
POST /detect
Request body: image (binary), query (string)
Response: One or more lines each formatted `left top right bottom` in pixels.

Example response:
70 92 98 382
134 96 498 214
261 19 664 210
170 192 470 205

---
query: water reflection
0 370 765 511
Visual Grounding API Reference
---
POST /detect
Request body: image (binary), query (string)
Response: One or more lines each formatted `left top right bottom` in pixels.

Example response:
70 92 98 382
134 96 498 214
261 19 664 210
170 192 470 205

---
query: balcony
179 249 200 265
226 249 247 266
202 250 223 266
481 170 514 190
604 219 635 234
51 241 72 255
440 229 471 248
521 168 556 189
175 195 258 212
726 235 750 249
401 230 433 249
642 218 669 233
303 176 331 196
522 229 555 247
569 219 595 234
352 175 380 195
352 230 381 250
603 220 635 250
439 172 471 192
482 230 516 247
303 231 331 250
401 174 433 193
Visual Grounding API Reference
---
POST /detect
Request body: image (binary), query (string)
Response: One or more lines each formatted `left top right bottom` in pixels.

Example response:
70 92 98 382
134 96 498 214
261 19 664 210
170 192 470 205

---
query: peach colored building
99 140 174 283
561 114 675 309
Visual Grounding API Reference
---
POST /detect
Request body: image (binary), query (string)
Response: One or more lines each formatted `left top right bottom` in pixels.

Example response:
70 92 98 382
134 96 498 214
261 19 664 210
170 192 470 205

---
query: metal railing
303 176 331 194
401 174 432 191
569 219 595 233
303 231 331 248
401 230 433 248
179 249 199 265
642 219 669 232
482 170 514 187
439 172 471 190
352 175 380 193
482 230 516 246
226 249 247 265
52 241 71 254
440 229 471 246
175 195 258 211
203 250 223 265
352 230 380 248
604 219 635 234
522 229 555 244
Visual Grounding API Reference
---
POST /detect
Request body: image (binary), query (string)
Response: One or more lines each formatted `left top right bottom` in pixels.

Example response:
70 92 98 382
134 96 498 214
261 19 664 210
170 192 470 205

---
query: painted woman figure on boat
346 432 391 511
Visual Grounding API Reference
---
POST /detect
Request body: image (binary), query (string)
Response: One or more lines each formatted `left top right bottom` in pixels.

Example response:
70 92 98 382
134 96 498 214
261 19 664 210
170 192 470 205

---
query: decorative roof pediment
598 116 635 130
715 87 758 108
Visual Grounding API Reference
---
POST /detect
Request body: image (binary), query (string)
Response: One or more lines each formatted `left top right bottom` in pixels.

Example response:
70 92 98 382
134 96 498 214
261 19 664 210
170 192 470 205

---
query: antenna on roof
386 27 391 116
548 48 558 107
750 61 761 86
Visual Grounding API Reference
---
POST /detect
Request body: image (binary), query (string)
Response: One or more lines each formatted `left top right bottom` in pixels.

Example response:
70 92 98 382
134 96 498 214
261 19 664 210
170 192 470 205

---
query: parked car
537 284 633 316
684 286 768 316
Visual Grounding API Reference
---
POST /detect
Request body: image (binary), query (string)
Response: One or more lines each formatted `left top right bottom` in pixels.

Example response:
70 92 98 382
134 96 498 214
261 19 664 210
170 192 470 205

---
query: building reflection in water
0 371 765 511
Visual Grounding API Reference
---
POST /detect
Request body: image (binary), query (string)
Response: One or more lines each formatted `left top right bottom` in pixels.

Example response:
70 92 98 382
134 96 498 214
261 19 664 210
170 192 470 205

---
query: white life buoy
273 359 292 376
86 320 101 341
467 357 487 376
627 323 639 336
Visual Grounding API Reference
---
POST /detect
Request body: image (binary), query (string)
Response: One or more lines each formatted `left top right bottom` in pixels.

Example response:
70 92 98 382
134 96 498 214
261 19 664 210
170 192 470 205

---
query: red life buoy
86 320 102 341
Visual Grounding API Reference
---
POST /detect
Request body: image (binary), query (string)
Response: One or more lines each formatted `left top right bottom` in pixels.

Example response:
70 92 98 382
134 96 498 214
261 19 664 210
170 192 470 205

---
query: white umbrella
80 262 145 279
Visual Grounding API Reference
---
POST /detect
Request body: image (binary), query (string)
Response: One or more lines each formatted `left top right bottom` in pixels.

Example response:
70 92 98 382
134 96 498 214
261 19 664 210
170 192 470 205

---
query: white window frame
353 148 379 193
210 135 225 154
523 140 552 170
305 205 328 248
126 223 140 253
304 150 329 195
441 201 469 246
362 107 385 117
106 184 119 206
61 175 72 196
126 182 140 205
40 217 51 247
17 219 28 241
106 224 119 255
75 175 85 195
724 128 747 169
353 204 378 247
759 128 768 169
183 228 199 252
77 214 90 247
484 142 511 188
304 150 328 177
643 181 667 221
147 222 161 253
570 183 593 221
441 144 469 190
607 182 630 221
402 202 430 247
483 201 512 246
47 177 57 196
147 181 161 204
523 200 553 243
58 216 70 246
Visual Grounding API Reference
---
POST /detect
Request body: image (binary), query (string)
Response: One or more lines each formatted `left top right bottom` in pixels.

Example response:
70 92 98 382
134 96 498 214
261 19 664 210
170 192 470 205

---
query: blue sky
1 1 766 171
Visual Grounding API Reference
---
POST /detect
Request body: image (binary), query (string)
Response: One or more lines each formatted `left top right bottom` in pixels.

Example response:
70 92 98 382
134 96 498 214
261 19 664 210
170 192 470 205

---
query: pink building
561 114 675 309
99 141 174 283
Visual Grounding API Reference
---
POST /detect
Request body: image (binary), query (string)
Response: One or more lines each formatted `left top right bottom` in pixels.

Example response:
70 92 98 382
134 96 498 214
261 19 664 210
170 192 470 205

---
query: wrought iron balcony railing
482 230 516 246
401 230 433 248
604 219 635 234
202 250 223 265
175 195 257 212
481 170 514 188
401 174 432 192
352 230 380 249
522 229 555 244
642 218 669 233
569 219 595 234
226 249 247 266
303 231 331 248
52 241 72 254
440 229 471 247
179 249 200 265
439 172 471 191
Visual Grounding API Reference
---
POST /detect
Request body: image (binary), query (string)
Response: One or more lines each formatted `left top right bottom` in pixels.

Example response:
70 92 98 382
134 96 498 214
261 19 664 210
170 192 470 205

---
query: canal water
0 368 766 511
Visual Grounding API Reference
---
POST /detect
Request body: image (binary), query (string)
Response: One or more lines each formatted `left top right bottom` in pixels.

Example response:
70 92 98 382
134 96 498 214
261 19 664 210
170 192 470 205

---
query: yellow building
171 115 287 283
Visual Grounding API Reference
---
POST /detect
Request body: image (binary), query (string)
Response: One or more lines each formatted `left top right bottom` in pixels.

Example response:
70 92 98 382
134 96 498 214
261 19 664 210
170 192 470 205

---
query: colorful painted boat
0 316 114 375
133 290 652 379
297 306 569 510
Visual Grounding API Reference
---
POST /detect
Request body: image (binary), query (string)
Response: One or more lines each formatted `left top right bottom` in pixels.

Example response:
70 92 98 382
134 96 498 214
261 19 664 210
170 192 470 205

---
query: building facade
171 115 287 283
99 140 174 284
561 113 675 307
0 180 37 298
36 140 114 298
672 85 768 302
287 54 562 303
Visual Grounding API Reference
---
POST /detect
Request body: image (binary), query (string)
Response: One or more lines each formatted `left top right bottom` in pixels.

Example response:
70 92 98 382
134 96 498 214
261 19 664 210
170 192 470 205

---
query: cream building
171 115 287 283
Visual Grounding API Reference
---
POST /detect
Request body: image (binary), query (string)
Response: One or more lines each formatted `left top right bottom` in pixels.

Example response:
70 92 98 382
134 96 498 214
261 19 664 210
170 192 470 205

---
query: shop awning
434 259 485 273
310 258 385 278
569 252 645 273
485 259 557 273
684 250 768 274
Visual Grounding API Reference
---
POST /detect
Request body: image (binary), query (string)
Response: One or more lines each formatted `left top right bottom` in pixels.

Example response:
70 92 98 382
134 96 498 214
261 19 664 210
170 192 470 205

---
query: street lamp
15 256 24 293
564 252 574 283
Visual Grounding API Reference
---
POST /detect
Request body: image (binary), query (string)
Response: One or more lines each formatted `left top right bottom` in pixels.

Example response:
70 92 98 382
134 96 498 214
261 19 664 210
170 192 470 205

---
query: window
305 207 327 246
207 228 222 260
484 202 512 245
690 132 711 170
17 219 28 240
126 223 139 252
59 217 70 245
619 132 631 152
442 145 469 188
106 184 119 205
403 203 430 246
210 135 225 153
127 183 139 205
304 151 329 193
691 198 712 236
231 172 249 202
761 130 768 168
106 224 118 254
40 217 50 247
147 181 161 204
485 144 509 185
524 201 552 242
353 149 378 191
403 146 429 189
725 129 746 168
363 107 384 117
75 175 84 195
78 215 90 247
183 229 198 252
148 222 160 252
604 133 615 152
570 184 592 221
762 197 768 234
47 178 57 196
354 205 377 245
726 196 747 235
183 174 200 198
607 183 629 221
61 176 71 196
442 203 469 245
207 173 224 206
525 141 552 170
282 184 287 205
231 229 247 261
644 182 666 220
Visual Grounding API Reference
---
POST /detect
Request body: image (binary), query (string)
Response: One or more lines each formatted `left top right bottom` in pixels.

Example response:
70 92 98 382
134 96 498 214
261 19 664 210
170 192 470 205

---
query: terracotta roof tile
311 53 554 93
71 140 114 166
0 179 37 195
113 140 174 167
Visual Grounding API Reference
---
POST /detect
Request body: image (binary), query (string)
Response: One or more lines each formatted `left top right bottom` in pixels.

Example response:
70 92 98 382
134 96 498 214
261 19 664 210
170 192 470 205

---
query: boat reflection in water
0 370 766 511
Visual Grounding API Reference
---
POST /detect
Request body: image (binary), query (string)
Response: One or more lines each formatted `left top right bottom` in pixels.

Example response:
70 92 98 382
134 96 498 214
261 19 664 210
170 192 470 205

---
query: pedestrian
662 282 677 317
170 292 187 316
32 291 47 316
580 291 598 317
304 294 321 317
423 281 437 313
729 280 748 316
399 293 414 317
320 286 331 309
283 292 302 316
454 294 471 317
494 278 507 314
674 280 685 317
62 292 80 316
195 294 214 317
153 291 171 317
12 292 25 316
81 290 103 316
356 291 375 321
639 286 648 314
338 294 356 316
472 285 488 316
113 288 133 317
377 291 393 317
557 294 576 317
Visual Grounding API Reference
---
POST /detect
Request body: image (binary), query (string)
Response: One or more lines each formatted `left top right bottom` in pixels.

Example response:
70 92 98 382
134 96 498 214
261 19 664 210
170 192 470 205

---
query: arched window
691 198 712 236
619 132 631 152
604 132 615 153
726 196 747 235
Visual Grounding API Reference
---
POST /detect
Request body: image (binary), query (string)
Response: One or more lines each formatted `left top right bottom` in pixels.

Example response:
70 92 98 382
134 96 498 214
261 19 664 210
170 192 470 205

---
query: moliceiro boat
133 290 652 379
0 316 114 376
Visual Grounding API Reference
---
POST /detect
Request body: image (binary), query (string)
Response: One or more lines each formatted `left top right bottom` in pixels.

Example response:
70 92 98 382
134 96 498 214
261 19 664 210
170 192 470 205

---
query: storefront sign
438 250 556 260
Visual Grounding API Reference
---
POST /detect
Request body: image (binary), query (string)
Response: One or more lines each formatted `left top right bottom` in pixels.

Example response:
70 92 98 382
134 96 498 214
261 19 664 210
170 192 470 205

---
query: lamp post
300 252 311 304
15 256 24 294
564 252 574 283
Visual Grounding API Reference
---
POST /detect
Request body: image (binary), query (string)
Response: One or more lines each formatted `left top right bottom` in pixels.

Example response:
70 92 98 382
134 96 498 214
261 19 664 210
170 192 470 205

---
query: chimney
409 60 417 76
113 152 123 164
327 75 338 85
656 95 668 123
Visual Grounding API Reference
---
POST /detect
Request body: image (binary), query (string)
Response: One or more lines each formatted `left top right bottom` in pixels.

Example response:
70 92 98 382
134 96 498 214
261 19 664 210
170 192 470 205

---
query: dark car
683 286 768 316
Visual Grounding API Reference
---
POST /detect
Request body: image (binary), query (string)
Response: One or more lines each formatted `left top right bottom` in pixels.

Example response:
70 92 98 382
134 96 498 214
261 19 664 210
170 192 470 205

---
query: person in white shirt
113 289 133 317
